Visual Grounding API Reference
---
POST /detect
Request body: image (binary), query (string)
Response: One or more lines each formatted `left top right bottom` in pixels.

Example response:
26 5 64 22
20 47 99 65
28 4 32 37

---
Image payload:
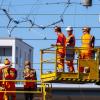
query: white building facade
0 38 33 85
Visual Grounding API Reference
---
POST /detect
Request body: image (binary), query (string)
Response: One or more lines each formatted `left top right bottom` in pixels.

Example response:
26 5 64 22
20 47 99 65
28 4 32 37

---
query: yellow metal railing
40 46 100 81
40 46 57 75
0 80 50 100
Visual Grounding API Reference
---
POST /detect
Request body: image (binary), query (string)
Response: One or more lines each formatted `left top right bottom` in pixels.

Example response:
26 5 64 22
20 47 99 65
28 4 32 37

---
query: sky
0 0 100 87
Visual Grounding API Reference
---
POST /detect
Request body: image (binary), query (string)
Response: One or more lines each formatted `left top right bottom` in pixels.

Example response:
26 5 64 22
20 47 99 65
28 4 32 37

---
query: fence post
42 83 46 100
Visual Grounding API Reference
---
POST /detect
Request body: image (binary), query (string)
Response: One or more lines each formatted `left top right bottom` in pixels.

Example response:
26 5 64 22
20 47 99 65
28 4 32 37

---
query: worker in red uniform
0 60 11 100
52 26 66 72
65 26 75 72
0 69 4 100
23 60 37 100
2 58 17 100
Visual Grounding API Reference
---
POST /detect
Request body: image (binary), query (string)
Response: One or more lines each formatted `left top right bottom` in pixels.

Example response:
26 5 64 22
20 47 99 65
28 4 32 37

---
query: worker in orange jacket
0 69 4 100
65 26 75 72
0 61 11 100
79 26 93 73
2 58 17 100
80 26 93 59
52 26 66 72
23 61 37 100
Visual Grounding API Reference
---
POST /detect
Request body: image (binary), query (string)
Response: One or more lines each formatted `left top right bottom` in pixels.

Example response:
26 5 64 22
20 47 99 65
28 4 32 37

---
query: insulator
81 0 92 7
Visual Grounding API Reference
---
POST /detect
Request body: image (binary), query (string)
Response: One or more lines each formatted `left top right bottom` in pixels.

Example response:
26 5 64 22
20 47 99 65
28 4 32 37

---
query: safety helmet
82 26 91 31
54 26 61 32
66 26 73 31
4 58 11 65
24 60 31 66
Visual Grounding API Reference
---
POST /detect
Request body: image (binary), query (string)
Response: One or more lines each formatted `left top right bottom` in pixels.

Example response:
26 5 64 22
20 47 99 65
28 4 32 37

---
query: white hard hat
66 26 73 31
82 26 91 31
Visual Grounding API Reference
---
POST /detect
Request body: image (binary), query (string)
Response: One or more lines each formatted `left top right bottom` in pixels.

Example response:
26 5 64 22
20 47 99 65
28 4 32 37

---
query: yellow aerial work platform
40 46 100 84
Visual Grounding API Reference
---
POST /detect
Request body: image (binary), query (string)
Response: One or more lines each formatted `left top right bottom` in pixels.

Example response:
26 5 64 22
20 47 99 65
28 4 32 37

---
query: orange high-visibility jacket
81 33 92 54
66 34 75 61
3 68 17 93
0 70 3 100
66 34 75 47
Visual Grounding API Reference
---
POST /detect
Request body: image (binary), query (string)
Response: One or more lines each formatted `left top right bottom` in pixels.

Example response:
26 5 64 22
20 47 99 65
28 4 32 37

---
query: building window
0 47 12 56
19 49 22 66
29 49 32 61
25 52 26 60
0 46 12 63
16 47 19 64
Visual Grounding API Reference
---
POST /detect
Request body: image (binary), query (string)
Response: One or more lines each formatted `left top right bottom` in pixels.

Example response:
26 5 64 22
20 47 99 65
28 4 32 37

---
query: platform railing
0 80 51 100
40 46 57 75
40 46 100 75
